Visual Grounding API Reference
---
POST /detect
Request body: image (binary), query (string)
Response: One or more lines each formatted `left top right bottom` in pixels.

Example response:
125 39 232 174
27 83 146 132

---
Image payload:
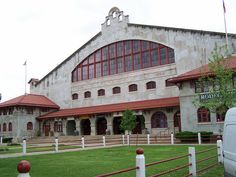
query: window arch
3 123 6 132
129 84 138 92
146 81 156 89
197 107 210 122
72 40 175 82
72 93 78 100
8 122 12 131
84 91 91 98
151 111 168 128
113 87 121 94
98 89 105 96
27 122 33 130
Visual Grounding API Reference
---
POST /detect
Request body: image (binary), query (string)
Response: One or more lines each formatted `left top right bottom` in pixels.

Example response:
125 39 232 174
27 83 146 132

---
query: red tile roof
0 94 59 109
168 56 236 83
38 97 179 120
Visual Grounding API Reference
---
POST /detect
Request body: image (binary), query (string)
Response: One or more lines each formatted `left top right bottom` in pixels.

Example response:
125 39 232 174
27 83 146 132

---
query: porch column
144 112 151 134
75 118 81 135
106 114 113 135
62 119 67 136
49 120 54 137
90 117 96 135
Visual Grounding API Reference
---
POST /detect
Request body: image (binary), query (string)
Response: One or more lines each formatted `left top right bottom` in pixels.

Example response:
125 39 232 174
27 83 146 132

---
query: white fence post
171 132 174 145
103 136 106 147
217 140 223 163
136 148 145 177
147 134 150 145
22 139 26 155
198 132 201 145
127 134 130 145
17 160 31 177
81 137 85 149
0 136 2 145
188 147 197 177
55 137 58 152
122 135 125 145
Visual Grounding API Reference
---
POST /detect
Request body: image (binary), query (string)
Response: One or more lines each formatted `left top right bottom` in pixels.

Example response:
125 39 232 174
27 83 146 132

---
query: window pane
142 51 150 68
82 66 88 80
109 44 116 58
95 51 101 62
89 64 94 79
124 41 131 55
160 48 166 65
142 41 149 51
151 42 158 49
102 61 108 76
96 63 101 78
134 54 141 70
110 59 116 75
133 40 140 53
151 50 158 66
102 47 108 61
117 57 123 73
117 42 123 57
125 56 132 72
88 54 94 64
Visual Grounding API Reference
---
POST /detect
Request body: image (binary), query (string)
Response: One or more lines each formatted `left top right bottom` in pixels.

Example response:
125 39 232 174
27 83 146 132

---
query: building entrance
80 119 91 135
67 120 76 135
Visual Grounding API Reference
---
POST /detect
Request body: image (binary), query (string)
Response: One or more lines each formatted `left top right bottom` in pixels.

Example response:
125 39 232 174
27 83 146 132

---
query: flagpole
24 61 27 94
222 0 229 49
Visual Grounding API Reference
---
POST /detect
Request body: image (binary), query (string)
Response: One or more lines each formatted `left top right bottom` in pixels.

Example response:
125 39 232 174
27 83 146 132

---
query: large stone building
1 8 236 140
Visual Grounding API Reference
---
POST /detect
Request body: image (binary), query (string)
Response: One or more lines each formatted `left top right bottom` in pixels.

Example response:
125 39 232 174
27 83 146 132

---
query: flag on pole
223 0 226 13
23 60 27 66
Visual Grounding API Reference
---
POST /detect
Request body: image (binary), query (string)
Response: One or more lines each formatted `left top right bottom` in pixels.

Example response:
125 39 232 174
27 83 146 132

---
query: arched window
54 121 63 132
72 93 78 100
146 81 156 89
84 91 91 98
72 40 175 82
8 122 12 131
129 84 138 92
151 111 168 128
197 107 210 122
3 123 6 132
27 122 33 130
98 89 105 96
113 87 121 94
216 106 228 122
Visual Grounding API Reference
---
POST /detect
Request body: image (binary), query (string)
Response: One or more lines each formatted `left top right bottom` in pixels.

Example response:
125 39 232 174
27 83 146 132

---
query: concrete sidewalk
0 144 123 159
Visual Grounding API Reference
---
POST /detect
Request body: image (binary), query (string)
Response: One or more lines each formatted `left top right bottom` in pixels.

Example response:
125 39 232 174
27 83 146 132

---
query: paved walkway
0 144 123 159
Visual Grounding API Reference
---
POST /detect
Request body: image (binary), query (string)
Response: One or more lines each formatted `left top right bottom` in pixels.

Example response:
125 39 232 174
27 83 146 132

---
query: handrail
146 153 190 167
150 163 191 177
95 166 138 177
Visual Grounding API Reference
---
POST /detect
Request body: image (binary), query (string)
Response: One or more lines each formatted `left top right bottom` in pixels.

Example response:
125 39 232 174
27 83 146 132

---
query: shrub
175 131 213 142
3 138 13 143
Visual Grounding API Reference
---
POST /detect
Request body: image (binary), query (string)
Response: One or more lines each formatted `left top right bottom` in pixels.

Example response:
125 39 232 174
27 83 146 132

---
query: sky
0 0 236 102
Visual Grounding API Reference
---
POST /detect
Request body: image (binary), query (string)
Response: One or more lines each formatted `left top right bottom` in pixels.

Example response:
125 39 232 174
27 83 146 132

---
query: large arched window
197 107 210 122
8 122 12 131
151 111 168 128
113 87 121 94
27 122 33 130
3 123 6 132
98 89 105 96
72 40 175 82
146 81 156 89
129 84 138 92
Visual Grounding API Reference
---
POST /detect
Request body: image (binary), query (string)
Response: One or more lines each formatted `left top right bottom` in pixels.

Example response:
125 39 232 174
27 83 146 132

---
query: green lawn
0 145 223 177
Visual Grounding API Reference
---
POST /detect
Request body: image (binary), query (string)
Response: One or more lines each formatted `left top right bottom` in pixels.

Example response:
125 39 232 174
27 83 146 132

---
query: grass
0 145 223 177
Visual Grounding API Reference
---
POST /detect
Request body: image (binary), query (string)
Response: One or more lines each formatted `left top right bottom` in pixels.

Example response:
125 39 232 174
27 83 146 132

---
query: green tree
120 109 136 135
194 44 235 115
